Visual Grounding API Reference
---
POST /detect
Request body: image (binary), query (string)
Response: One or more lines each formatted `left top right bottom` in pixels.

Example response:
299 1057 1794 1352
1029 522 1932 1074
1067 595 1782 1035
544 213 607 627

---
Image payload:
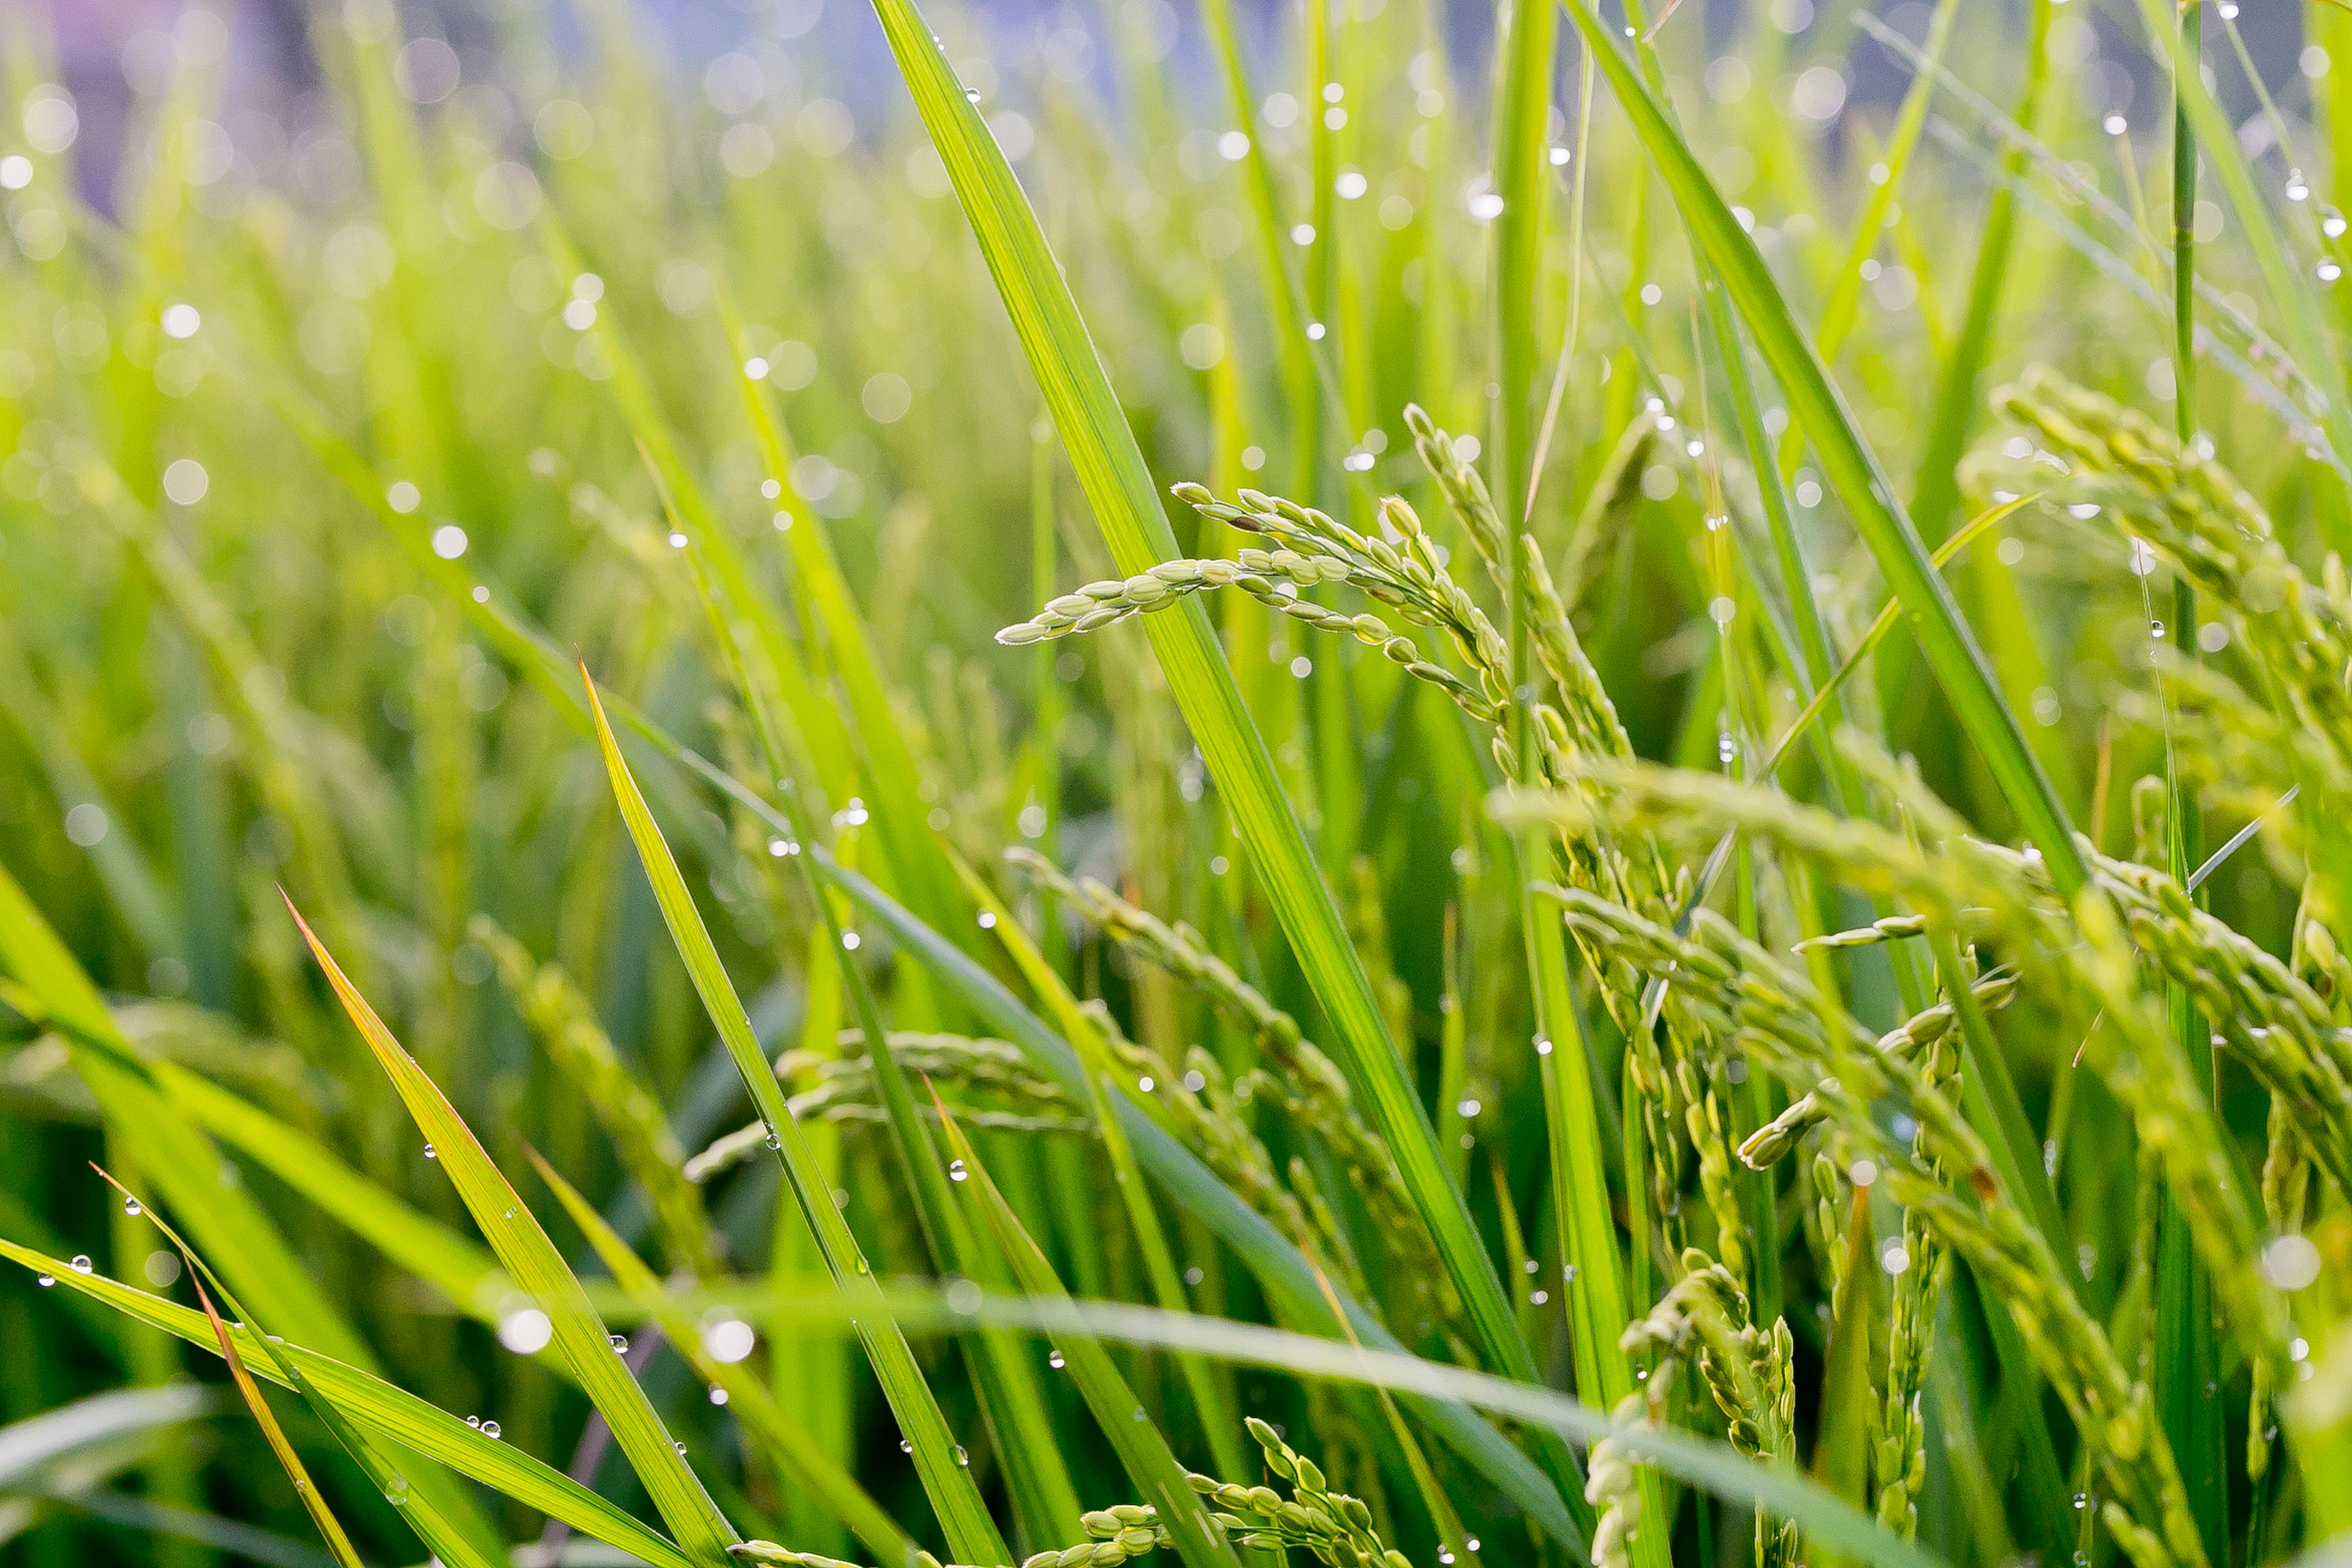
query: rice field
2 1 2350 1567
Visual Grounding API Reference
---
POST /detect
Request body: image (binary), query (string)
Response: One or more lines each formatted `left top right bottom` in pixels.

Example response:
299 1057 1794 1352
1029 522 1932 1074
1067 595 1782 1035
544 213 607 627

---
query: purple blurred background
20 0 2316 217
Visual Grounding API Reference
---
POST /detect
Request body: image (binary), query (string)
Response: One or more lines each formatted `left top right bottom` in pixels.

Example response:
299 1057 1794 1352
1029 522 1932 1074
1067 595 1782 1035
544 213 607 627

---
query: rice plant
5 1 2352 1567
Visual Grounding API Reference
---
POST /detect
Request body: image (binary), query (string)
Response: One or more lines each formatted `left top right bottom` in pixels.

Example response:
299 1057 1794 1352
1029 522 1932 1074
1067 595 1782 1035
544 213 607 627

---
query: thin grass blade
859 0 1553 1479
579 669 1009 1566
527 1148 922 1568
1553 0 2085 895
183 1265 364 1568
0 1235 697 1568
932 1101 1243 1568
283 897 740 1566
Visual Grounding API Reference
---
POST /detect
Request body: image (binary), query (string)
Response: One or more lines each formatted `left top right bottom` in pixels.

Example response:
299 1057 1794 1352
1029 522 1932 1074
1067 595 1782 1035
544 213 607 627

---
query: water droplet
1048 1350 1065 1369
467 1415 481 1428
384 1477 410 1505
948 1159 968 1182
710 1386 730 1405
423 1144 437 1159
954 1445 970 1466
481 1420 501 1439
611 1334 629 1354
123 1200 141 1217
966 88 981 102
764 1126 782 1151
70 1256 91 1275
675 1441 688 1455
900 1439 915 1454
2072 1494 2088 1511
36 1273 54 1287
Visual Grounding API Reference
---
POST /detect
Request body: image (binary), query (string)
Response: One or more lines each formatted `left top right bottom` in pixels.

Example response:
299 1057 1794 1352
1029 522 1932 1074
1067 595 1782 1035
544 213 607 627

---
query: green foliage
3 4 2351 1568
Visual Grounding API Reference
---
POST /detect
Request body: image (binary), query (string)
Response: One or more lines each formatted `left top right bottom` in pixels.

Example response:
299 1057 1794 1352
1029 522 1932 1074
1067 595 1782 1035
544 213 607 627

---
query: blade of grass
579 671 1010 1566
1553 0 2087 897
160 1070 504 1311
635 454 1082 1554
96 1165 504 1568
1488 20 1643 1550
284 896 741 1567
718 281 975 959
2127 0 2352 548
0 1235 697 1568
181 1263 364 1568
0 862 366 1363
540 225 858 829
527 1148 922 1568
626 1278 1951 1568
1909 0 2054 542
1758 497 2031 780
211 475 1574 1551
932 1101 1243 1568
2153 12 2223 1551
813 847 1581 1553
856 0 1564 1516
953 854 1253 1488
1194 0 1322 491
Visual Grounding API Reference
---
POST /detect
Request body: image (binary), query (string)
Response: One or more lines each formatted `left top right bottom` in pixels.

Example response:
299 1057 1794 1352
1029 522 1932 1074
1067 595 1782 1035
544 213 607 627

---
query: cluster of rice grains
737 1419 1414 1568
989 386 2352 1568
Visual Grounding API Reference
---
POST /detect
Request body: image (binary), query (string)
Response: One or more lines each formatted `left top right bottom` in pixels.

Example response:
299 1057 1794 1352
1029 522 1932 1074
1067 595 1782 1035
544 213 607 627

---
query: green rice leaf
527 1148 923 1568
95 1166 502 1568
931 1104 1243 1568
1555 0 2086 896
859 0 1553 1466
284 897 740 1567
580 670 1009 1567
182 1263 364 1568
0 1234 696 1568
